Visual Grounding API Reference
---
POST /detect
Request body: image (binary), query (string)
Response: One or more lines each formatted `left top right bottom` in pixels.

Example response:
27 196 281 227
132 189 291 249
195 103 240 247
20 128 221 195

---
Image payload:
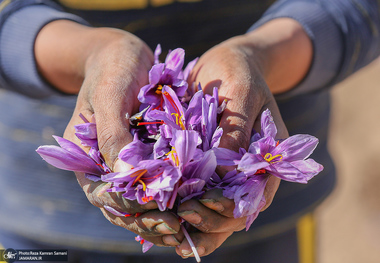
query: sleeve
249 0 380 98
0 0 90 99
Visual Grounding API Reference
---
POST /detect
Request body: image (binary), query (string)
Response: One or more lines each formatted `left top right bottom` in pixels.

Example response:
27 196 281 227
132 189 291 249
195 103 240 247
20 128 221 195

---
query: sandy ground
316 58 380 263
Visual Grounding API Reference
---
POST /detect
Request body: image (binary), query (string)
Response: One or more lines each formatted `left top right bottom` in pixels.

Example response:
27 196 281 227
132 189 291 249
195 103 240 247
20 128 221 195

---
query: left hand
174 37 285 258
175 18 312 258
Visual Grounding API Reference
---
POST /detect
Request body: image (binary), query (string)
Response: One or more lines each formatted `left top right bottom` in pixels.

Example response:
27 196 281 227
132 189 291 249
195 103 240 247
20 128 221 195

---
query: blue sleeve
249 0 380 98
0 0 89 99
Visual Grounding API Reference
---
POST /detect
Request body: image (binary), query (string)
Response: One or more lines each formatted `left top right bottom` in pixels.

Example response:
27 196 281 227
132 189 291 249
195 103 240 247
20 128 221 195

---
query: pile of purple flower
36 45 323 258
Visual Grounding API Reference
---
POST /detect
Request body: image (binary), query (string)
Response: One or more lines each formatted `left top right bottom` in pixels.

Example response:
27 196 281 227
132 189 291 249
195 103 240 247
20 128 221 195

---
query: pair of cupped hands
35 19 310 259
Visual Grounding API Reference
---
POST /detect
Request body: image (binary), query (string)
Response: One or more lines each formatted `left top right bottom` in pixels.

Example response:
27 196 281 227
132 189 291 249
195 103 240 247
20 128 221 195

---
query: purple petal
210 127 223 148
260 109 277 138
185 90 203 125
103 205 130 217
245 196 266 230
118 135 154 166
36 144 102 175
142 240 154 253
147 166 181 191
137 84 158 104
266 159 323 183
53 136 88 156
171 78 188 97
153 135 171 159
183 150 217 182
181 57 198 80
248 136 277 155
147 109 179 129
272 134 319 162
135 236 154 253
149 63 165 84
237 153 269 174
85 174 102 182
74 122 98 148
162 85 185 119
213 147 243 166
178 178 205 199
154 44 162 64
165 48 185 76
172 130 199 168
231 175 268 218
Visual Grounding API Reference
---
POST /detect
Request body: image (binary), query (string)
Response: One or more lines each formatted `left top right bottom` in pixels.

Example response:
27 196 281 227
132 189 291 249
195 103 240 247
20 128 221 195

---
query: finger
89 54 151 168
93 94 134 170
198 188 236 218
261 175 281 211
75 171 148 214
176 230 232 258
178 199 246 233
100 208 181 237
162 231 185 247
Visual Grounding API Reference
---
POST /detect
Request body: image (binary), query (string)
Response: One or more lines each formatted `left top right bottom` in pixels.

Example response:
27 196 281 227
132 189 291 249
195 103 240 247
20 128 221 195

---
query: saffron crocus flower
74 114 98 149
138 46 196 108
213 109 323 229
36 136 107 182
146 85 187 133
135 235 154 253
117 133 154 167
239 109 323 183
178 149 217 202
215 109 323 182
102 159 181 211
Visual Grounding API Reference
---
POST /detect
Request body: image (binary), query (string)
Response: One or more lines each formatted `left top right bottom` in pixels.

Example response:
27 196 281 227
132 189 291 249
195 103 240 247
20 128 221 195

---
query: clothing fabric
0 0 379 261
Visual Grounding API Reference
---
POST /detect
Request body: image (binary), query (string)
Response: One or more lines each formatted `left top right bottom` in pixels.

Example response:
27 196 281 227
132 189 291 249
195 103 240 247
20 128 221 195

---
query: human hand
35 20 182 245
177 18 312 258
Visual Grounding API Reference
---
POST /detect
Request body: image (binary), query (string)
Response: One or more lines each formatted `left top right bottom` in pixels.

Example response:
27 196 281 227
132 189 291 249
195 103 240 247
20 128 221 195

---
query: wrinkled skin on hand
175 36 289 258
61 29 182 246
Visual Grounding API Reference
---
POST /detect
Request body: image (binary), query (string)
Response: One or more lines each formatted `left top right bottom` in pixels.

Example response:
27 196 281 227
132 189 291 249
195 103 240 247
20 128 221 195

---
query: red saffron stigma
137 121 164 126
255 168 267 175
163 91 181 115
143 171 164 181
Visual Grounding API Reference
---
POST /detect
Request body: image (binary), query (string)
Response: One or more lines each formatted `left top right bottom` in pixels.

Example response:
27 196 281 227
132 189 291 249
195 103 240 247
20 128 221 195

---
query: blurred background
316 57 380 263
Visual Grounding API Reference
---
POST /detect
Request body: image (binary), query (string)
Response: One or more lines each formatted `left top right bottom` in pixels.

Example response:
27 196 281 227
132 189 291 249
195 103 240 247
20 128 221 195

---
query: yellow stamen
264 153 283 163
166 147 180 167
155 85 163 95
138 179 147 191
171 113 186 130
131 169 148 185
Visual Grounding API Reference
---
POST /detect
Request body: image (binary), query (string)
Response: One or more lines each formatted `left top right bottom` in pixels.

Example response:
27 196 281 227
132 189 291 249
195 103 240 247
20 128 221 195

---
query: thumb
96 112 133 170
217 90 260 152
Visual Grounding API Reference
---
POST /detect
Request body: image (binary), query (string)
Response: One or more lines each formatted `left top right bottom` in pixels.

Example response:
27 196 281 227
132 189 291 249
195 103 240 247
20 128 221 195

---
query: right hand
35 20 182 246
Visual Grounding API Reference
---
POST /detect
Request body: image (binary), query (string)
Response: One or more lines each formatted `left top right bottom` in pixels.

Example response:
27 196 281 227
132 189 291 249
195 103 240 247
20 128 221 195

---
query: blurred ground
316 58 380 263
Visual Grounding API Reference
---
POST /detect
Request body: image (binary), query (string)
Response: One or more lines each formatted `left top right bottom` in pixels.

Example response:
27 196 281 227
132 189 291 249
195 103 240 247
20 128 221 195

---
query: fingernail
197 246 205 256
162 235 180 246
177 210 202 225
181 249 194 258
155 222 177 234
199 199 224 212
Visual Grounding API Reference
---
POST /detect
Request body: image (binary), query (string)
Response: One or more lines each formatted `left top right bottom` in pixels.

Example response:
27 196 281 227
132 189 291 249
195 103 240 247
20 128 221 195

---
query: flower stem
180 224 201 263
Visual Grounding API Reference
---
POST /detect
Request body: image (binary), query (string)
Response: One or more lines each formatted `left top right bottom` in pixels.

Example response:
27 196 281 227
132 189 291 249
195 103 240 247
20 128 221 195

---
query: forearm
35 20 153 95
246 0 380 97
235 18 313 95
